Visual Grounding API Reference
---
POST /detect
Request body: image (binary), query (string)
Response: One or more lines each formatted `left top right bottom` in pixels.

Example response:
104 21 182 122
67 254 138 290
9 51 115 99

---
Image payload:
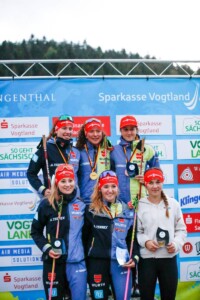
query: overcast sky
1 0 200 62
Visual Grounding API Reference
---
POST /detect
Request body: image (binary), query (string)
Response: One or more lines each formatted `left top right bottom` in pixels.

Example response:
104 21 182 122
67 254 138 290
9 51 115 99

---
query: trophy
156 227 169 247
52 238 64 254
126 162 139 178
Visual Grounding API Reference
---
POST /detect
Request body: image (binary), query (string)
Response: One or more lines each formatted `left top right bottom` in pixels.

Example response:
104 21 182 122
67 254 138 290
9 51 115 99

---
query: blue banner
0 78 200 300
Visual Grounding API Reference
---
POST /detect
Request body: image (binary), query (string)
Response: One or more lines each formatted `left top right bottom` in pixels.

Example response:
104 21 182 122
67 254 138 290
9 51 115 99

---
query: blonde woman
83 170 139 300
31 164 87 300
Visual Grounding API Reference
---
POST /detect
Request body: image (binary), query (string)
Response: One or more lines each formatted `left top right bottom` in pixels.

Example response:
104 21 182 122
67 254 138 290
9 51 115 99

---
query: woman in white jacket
137 167 187 300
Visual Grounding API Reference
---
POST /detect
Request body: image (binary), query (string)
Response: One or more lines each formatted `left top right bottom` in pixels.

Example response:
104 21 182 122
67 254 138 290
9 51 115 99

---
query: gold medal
90 172 98 180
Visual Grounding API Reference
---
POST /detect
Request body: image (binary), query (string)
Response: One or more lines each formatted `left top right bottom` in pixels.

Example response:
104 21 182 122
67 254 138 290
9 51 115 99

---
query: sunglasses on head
56 164 74 173
58 115 74 122
84 118 102 125
99 170 117 179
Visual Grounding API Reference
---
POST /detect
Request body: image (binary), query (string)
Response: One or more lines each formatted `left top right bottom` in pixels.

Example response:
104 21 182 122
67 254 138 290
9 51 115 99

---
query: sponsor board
183 213 200 233
147 140 173 160
116 115 172 135
163 188 174 198
0 168 29 189
0 142 38 164
0 168 43 190
0 193 40 215
0 117 49 138
178 188 200 209
0 245 42 267
0 269 43 291
176 139 200 159
52 116 111 137
0 219 32 241
180 261 200 282
176 115 200 135
160 164 174 184
177 164 200 184
180 237 200 258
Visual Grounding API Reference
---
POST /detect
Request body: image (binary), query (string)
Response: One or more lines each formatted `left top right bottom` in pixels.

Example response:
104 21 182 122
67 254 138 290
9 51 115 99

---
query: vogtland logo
184 83 200 110
98 83 200 110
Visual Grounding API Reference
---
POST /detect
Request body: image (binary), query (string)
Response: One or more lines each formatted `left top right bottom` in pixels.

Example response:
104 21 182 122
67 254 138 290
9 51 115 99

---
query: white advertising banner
163 188 175 198
176 139 200 159
148 140 173 160
0 269 43 291
176 115 200 135
160 164 174 184
0 117 49 138
0 142 38 164
0 193 40 215
0 245 42 267
180 237 200 258
116 115 172 135
0 219 32 242
180 261 200 282
178 188 200 209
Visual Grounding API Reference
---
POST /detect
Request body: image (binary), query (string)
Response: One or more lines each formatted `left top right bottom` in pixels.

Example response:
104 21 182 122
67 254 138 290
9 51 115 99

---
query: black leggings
138 256 178 300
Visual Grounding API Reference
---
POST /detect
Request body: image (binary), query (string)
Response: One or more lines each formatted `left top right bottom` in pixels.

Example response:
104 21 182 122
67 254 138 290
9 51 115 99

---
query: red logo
119 218 125 223
182 242 193 253
52 116 111 137
101 150 106 157
177 164 200 184
73 204 80 211
71 151 76 158
183 213 200 233
4 273 11 282
1 119 8 129
136 153 142 159
48 272 56 281
94 274 102 283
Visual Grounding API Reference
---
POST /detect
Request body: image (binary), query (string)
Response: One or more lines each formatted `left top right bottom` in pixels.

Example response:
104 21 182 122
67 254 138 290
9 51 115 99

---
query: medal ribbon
103 204 114 219
103 203 122 218
55 140 71 163
84 144 100 173
123 144 138 163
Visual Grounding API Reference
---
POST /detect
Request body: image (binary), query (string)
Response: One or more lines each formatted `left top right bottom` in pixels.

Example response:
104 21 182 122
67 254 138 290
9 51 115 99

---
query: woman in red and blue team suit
31 164 87 300
27 115 80 198
83 170 139 300
111 115 160 205
76 118 113 206
110 115 160 297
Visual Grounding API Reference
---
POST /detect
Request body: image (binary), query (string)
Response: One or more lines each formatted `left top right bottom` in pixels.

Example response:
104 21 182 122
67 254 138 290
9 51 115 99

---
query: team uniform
137 196 187 300
111 137 160 204
31 189 87 300
78 140 111 205
83 199 139 300
27 137 80 196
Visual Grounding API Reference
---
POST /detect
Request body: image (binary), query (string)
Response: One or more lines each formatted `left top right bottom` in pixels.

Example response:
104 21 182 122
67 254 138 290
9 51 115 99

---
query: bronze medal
90 171 98 180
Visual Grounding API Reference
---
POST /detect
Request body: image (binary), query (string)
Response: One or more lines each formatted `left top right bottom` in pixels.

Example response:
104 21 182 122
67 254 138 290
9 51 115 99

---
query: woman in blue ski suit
76 118 113 206
27 115 80 198
83 170 139 300
31 164 87 300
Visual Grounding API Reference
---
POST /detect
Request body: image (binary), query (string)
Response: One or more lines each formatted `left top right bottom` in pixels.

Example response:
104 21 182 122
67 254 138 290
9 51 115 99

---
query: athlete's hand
145 240 159 252
122 259 135 268
44 189 51 197
49 249 61 259
134 175 144 184
166 242 176 253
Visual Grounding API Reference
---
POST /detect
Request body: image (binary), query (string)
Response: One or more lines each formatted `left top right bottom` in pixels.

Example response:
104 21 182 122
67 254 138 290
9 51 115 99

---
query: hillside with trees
0 35 198 77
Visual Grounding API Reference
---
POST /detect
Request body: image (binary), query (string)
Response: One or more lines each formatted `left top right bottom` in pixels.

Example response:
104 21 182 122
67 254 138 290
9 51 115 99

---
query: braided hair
161 190 169 218
144 167 169 218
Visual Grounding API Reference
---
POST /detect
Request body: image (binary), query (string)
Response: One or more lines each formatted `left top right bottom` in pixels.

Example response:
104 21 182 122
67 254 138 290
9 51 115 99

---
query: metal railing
0 59 200 79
